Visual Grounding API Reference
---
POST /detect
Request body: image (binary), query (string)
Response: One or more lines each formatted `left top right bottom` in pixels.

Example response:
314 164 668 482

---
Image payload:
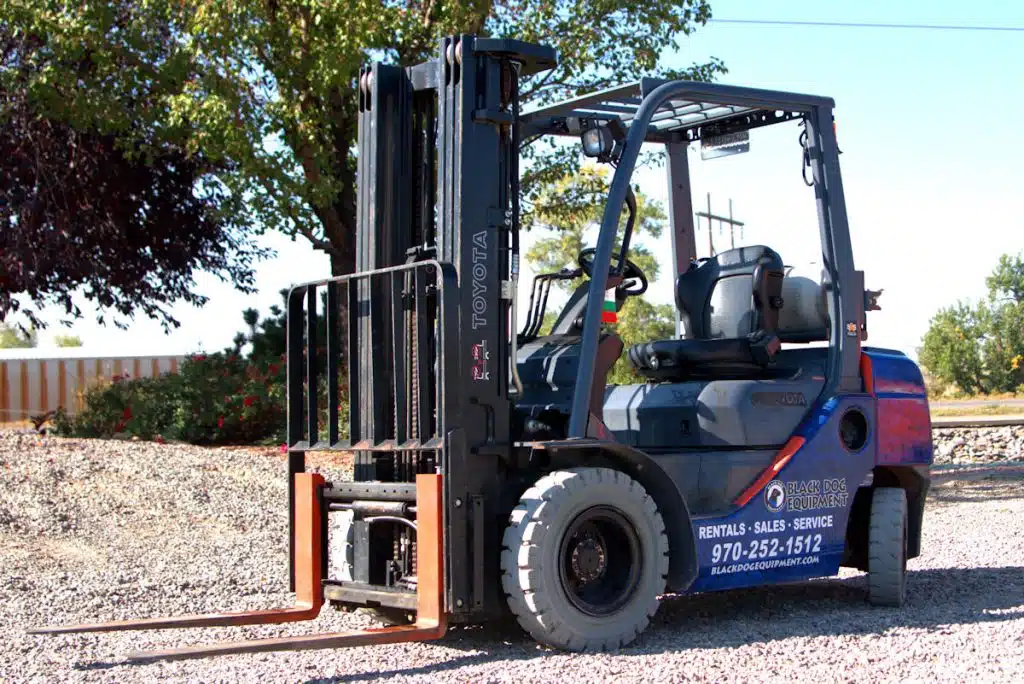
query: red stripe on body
733 436 806 506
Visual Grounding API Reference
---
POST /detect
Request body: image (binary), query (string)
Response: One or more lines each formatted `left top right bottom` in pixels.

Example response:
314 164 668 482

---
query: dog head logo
765 480 786 513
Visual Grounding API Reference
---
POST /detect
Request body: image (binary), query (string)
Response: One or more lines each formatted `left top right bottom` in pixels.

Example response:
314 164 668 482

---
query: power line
710 18 1024 32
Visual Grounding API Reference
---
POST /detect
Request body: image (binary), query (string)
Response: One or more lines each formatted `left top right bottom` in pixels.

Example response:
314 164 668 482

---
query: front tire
501 467 669 651
867 487 908 606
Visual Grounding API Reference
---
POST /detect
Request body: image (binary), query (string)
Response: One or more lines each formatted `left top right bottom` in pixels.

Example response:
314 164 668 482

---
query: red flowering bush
55 291 346 445
54 353 288 444
164 352 287 444
53 372 181 440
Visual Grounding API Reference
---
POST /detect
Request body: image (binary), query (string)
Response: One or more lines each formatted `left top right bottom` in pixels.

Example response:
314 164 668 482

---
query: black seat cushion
628 331 783 381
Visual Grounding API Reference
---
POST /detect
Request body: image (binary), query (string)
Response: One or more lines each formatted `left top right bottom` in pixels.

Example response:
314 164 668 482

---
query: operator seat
627 245 785 380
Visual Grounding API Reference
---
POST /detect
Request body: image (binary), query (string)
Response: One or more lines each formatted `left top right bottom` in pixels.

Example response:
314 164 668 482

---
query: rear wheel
501 467 669 651
867 487 908 606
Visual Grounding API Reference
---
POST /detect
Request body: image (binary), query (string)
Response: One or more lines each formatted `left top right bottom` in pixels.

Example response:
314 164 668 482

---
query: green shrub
55 352 289 445
56 290 350 446
170 352 288 444
54 373 180 439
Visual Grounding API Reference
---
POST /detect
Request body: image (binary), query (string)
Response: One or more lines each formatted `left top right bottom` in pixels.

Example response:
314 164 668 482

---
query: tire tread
500 467 669 652
867 486 908 607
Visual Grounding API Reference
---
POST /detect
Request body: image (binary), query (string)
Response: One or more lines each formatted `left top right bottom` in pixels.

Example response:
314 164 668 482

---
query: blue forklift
32 36 933 659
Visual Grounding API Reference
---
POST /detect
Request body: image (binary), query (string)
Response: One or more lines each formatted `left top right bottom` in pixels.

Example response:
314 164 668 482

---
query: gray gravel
932 426 1024 465
3 428 1023 683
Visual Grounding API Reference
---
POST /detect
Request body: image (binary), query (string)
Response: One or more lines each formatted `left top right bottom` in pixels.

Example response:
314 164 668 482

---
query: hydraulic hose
509 60 524 397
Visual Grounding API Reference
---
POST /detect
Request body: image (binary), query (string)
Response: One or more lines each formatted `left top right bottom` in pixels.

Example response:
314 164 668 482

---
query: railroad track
931 415 1024 428
930 461 1024 483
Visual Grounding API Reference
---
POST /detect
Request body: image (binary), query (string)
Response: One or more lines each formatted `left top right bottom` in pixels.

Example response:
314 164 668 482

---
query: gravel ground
2 428 1023 683
932 426 1024 465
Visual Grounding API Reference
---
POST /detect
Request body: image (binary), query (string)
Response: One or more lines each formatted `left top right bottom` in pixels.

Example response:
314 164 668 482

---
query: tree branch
254 173 337 256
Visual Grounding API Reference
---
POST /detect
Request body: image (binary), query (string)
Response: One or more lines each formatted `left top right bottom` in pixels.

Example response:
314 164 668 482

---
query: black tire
867 487 908 607
500 467 669 651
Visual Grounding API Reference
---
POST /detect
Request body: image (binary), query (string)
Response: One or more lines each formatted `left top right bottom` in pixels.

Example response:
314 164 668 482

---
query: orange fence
0 355 185 422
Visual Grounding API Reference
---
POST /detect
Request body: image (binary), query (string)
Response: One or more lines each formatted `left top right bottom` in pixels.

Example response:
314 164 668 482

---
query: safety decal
471 341 490 381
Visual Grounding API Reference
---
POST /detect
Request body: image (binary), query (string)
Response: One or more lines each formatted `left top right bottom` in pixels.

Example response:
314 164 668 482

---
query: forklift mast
284 36 556 615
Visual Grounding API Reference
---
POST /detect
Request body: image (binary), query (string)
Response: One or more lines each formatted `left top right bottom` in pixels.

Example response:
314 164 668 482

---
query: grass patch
931 405 1024 417
929 390 1024 402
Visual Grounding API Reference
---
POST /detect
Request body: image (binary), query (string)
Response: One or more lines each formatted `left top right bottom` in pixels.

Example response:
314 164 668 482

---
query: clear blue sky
35 1 1024 361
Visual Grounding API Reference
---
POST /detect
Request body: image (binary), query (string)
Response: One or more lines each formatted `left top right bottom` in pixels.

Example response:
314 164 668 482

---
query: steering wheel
577 247 648 296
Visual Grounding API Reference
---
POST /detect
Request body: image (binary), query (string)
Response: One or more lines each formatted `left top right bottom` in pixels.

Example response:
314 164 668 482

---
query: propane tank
778 264 830 338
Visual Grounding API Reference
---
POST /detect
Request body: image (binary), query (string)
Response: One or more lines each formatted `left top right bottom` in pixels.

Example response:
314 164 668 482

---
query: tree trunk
329 247 352 278
319 205 356 386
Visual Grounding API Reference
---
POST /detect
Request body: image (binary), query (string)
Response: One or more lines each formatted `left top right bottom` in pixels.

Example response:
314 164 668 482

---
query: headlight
582 126 613 158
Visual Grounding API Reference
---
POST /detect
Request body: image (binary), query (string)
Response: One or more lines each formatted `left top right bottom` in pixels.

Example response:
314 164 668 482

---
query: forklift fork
28 473 447 662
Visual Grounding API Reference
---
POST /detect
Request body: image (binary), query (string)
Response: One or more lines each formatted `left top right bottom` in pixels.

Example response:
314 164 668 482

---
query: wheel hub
569 535 607 584
557 506 642 617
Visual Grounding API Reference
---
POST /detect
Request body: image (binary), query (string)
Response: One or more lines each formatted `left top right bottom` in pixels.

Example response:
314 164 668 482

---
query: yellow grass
928 386 1023 401
931 405 1024 417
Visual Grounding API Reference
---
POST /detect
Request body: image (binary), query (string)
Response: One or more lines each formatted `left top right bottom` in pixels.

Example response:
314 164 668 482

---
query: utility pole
695 194 744 256
729 199 736 249
706 193 714 255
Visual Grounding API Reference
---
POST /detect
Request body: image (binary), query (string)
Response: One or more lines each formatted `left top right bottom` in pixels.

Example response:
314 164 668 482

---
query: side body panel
686 394 875 593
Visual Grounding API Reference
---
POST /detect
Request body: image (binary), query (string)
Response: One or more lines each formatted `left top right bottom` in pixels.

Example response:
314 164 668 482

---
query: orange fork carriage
28 473 447 662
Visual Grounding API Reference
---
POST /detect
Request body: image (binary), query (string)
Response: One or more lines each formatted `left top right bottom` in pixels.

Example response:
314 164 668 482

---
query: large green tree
526 166 675 384
918 303 986 395
1 3 270 332
919 252 1024 395
2 1 723 322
